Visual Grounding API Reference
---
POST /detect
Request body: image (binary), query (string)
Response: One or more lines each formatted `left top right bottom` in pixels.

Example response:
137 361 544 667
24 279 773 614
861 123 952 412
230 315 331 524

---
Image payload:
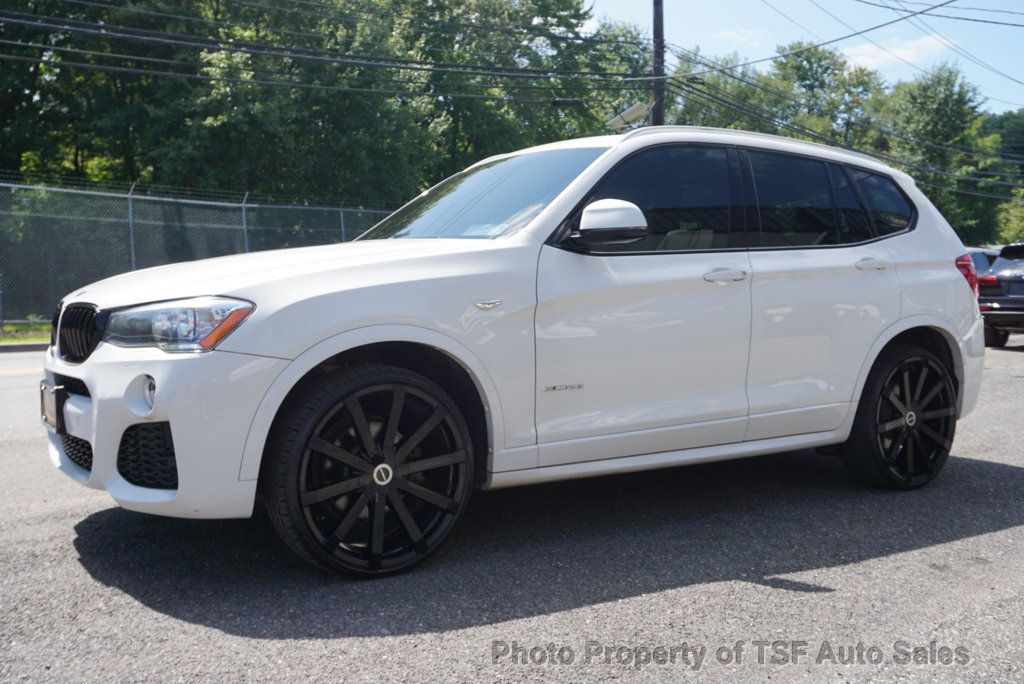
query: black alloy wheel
840 344 957 490
264 365 473 577
873 354 957 487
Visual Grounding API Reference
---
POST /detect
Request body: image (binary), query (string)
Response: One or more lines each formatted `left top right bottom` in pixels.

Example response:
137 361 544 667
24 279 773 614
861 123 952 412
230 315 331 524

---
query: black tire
984 326 1009 348
262 364 474 577
839 344 957 490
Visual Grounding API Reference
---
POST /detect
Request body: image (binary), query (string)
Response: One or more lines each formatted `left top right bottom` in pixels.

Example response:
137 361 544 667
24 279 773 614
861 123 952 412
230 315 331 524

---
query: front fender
237 324 505 481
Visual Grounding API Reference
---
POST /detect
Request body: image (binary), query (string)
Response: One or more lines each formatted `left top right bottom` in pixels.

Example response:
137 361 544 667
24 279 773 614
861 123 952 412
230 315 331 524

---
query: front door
535 144 753 467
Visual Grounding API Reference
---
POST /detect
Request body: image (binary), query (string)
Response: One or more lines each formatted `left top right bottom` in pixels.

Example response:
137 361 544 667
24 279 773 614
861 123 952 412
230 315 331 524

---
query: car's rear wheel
839 344 957 490
984 326 1009 348
262 364 473 577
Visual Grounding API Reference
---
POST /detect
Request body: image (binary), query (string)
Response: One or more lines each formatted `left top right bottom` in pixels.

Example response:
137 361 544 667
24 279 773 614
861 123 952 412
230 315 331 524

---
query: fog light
144 376 156 410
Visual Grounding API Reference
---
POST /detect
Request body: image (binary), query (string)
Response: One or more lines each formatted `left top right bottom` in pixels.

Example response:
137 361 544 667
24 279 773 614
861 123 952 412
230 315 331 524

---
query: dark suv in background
977 243 1024 347
967 246 999 274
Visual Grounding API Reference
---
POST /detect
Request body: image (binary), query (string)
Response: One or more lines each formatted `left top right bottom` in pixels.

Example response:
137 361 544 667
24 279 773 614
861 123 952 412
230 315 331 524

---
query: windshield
359 146 606 240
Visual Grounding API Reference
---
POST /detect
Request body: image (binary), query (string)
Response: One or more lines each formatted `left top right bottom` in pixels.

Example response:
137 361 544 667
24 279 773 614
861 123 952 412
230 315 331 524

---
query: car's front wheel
262 364 473 577
839 344 957 490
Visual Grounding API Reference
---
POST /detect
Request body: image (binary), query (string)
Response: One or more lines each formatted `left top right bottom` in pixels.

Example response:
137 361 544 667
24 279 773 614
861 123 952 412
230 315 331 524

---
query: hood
64 238 502 310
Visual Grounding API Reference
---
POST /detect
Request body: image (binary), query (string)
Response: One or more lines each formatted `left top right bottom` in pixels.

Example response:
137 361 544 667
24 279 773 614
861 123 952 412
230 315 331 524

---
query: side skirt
484 429 848 490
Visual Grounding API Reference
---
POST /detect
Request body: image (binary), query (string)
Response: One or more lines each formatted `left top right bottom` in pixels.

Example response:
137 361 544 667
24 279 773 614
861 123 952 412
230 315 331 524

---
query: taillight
978 274 999 287
955 254 979 296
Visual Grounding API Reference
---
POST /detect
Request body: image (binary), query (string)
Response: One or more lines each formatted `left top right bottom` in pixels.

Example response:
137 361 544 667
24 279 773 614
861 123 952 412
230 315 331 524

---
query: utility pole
127 180 138 270
651 0 666 125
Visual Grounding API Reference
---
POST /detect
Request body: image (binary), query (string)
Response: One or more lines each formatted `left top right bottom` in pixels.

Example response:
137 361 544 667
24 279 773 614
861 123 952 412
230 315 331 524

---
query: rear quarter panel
881 183 984 416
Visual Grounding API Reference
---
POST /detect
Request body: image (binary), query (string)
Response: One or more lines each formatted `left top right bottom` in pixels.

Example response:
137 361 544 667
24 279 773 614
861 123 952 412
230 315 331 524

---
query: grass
0 322 50 345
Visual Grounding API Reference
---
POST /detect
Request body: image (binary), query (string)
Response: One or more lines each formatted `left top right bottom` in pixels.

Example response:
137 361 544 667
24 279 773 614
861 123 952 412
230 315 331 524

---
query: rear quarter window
850 169 915 235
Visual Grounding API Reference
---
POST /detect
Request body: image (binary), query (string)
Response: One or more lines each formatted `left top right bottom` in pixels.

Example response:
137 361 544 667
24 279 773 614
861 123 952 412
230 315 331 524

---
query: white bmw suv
42 126 984 576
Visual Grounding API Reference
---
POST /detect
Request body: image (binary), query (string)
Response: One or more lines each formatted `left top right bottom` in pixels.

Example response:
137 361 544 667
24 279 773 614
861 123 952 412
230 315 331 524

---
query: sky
585 0 1024 113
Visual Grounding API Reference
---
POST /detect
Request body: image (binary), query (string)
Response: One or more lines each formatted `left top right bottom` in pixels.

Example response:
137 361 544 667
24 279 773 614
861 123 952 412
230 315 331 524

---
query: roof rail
620 125 885 167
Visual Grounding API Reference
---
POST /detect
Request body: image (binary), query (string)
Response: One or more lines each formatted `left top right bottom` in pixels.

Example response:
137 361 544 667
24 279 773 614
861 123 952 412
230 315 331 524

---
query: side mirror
570 199 648 247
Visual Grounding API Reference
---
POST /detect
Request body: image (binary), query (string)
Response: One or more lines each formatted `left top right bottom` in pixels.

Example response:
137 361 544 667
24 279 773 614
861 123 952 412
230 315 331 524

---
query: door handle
703 267 748 283
855 257 889 271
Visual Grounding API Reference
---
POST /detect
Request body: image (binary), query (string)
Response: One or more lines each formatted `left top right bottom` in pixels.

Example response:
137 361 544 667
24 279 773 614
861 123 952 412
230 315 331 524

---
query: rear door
742 150 903 441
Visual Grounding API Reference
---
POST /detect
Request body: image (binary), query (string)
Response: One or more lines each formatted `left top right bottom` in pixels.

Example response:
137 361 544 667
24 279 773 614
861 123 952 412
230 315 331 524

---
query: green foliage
982 109 1024 173
873 65 1006 244
998 189 1024 244
1 1 1021 244
0 0 648 203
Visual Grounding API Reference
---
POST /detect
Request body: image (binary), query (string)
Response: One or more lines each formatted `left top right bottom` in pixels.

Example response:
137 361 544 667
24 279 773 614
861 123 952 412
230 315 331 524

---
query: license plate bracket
40 381 68 435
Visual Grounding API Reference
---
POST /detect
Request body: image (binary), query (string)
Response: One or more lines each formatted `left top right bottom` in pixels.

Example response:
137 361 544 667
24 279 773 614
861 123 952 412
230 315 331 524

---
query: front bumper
42 343 287 518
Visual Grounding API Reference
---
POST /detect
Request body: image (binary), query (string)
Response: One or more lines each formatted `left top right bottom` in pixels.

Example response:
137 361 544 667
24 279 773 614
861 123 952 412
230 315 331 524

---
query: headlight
103 297 254 352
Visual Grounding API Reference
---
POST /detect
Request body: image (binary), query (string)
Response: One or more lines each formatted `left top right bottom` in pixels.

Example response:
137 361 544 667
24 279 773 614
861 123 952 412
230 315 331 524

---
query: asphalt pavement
2 342 1023 682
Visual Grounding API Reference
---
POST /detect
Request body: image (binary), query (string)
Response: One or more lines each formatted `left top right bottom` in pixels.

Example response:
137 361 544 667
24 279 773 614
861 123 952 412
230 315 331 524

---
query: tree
982 108 1024 176
874 65 1007 244
998 189 1024 244
2 0 1020 244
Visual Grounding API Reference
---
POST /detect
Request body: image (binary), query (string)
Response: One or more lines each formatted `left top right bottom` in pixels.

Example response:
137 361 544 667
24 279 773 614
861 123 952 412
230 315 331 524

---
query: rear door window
829 164 874 244
746 150 837 247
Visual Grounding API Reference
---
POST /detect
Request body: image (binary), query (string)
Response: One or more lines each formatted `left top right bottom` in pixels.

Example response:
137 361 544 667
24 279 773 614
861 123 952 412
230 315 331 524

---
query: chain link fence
0 181 391 325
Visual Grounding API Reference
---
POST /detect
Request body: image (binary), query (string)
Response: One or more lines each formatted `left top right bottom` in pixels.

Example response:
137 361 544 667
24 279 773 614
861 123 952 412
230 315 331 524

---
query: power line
669 80 1023 204
25 3 648 99
794 1 1024 161
803 0 930 74
53 0 649 57
235 0 650 48
638 0 959 80
0 38 635 96
0 52 570 103
914 178 1024 202
760 0 825 41
662 30 1024 157
8 0 1018 180
665 45 1024 165
761 0 983 101
49 0 646 50
39 1 655 96
0 11 648 81
668 77 1024 189
51 0 368 47
809 0 1024 109
849 0 1024 28
693 78 1024 185
876 0 1024 88
888 0 1024 17
664 8 1024 114
728 3 1024 110
765 0 1009 114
